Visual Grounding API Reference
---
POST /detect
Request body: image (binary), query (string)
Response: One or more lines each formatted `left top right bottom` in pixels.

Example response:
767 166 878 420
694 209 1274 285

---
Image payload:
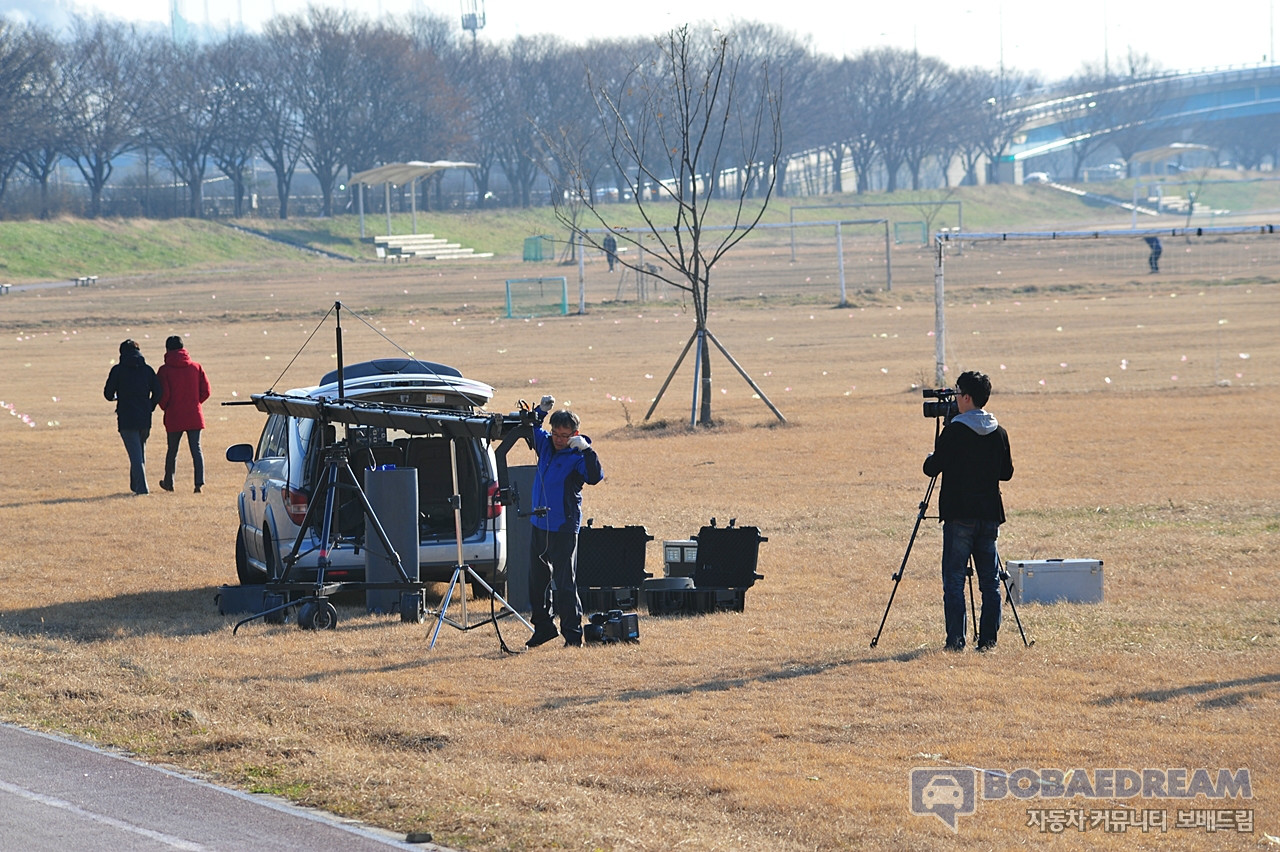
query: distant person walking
103 339 162 496
157 336 211 493
1144 236 1162 273
603 234 618 272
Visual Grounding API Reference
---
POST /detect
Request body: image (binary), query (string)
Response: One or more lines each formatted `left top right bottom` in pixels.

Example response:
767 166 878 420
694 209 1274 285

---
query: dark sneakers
976 640 998 653
525 624 559 648
159 479 174 492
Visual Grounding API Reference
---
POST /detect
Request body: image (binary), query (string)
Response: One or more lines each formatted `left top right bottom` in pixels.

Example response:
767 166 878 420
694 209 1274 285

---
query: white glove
538 394 555 412
568 435 589 451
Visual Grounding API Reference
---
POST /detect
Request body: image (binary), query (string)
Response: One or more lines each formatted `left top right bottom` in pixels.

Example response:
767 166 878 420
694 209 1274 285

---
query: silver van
226 358 507 595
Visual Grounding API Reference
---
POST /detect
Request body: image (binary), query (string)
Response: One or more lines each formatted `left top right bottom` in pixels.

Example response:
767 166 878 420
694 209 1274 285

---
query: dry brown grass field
0 244 1277 851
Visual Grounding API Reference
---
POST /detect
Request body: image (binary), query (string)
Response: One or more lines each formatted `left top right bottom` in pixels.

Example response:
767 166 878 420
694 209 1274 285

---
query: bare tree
549 26 784 426
207 34 261 217
728 20 815 198
863 47 922 193
62 19 147 218
833 55 879 193
454 41 508 208
342 21 416 182
495 35 562 208
1058 56 1166 181
248 31 305 219
950 68 995 185
898 55 956 190
272 7 356 217
1202 114 1280 171
1100 52 1169 176
0 22 47 207
973 67 1039 184
804 58 855 193
140 38 229 218
394 20 473 211
14 28 66 219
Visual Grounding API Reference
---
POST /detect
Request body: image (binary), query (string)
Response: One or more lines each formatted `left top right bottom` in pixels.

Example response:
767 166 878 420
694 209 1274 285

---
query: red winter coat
158 348 211 432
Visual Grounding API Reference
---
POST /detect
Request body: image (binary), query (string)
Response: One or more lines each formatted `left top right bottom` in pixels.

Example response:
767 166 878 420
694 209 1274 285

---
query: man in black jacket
103 339 162 495
923 371 1014 652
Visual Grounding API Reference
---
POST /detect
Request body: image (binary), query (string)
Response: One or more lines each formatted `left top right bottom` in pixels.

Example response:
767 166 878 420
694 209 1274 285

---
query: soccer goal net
582 219 894 306
928 226 1280 394
505 277 569 319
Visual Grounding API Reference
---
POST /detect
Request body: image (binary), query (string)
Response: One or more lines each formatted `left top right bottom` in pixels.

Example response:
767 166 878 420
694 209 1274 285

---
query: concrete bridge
1004 64 1280 179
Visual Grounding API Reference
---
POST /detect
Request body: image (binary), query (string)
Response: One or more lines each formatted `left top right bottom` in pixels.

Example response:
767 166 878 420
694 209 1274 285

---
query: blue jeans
528 526 583 642
164 429 205 487
119 428 150 494
941 519 1002 648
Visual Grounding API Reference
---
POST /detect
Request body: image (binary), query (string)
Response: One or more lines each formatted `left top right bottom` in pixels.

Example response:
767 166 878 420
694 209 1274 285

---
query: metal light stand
427 436 533 650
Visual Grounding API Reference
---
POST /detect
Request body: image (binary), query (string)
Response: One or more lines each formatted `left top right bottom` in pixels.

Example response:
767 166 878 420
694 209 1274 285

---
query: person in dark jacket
922 370 1014 652
1144 235 1162 273
525 396 604 648
602 233 618 272
103 339 162 495
157 335 211 493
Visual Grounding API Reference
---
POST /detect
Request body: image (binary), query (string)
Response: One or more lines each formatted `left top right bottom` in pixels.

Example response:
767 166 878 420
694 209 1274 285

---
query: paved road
0 722 447 851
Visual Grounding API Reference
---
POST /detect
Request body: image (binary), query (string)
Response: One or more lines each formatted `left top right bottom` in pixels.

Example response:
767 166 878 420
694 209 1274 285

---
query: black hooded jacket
103 349 161 431
922 408 1014 523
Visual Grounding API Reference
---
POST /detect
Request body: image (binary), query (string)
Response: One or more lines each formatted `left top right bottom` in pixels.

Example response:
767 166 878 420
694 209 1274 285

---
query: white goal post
577 219 894 309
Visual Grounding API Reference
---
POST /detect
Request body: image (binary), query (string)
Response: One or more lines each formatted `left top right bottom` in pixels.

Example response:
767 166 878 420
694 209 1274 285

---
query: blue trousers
119 428 150 494
528 526 583 643
941 519 1002 648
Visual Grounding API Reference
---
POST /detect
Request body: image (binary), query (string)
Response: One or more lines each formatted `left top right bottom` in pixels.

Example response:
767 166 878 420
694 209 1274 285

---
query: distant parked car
225 358 507 594
1025 171 1052 183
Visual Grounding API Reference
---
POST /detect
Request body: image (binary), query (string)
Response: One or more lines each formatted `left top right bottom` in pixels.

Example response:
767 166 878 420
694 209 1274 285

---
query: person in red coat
157 335 211 493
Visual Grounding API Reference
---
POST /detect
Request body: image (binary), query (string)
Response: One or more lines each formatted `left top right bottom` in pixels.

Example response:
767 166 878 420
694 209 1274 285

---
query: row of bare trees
0 10 1250 221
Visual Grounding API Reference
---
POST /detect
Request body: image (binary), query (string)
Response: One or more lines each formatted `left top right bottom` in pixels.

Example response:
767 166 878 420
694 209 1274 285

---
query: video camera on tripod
868 385 1032 650
922 387 959 422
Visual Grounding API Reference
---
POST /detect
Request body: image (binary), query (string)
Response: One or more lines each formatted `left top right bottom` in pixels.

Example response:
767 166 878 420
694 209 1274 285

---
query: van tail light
283 487 310 525
486 481 503 519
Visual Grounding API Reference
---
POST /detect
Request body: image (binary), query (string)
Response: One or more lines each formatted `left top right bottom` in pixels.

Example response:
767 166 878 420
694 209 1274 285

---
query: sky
33 0 1280 83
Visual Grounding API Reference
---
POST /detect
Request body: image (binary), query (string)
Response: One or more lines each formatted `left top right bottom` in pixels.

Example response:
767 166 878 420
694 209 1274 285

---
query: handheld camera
922 387 958 421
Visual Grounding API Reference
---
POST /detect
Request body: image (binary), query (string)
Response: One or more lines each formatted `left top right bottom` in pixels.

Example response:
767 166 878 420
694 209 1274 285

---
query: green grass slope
4 175 1280 284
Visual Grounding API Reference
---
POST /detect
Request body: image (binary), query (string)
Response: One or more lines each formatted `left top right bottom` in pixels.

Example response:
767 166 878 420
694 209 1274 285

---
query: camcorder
584 609 640 644
922 387 959 421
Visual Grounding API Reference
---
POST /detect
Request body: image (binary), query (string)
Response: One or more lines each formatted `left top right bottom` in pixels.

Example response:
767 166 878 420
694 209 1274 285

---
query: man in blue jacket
526 396 604 648
923 371 1014 652
103 339 162 495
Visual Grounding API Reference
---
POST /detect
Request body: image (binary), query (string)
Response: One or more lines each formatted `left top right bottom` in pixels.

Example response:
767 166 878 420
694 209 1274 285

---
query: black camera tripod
869 470 1032 649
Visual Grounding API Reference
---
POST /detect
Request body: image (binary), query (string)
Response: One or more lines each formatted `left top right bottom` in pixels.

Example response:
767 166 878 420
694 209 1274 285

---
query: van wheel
263 528 282 581
235 530 262 585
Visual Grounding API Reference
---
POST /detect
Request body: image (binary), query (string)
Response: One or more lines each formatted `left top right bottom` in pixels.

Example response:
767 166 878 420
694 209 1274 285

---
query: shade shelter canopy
349 160 477 238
